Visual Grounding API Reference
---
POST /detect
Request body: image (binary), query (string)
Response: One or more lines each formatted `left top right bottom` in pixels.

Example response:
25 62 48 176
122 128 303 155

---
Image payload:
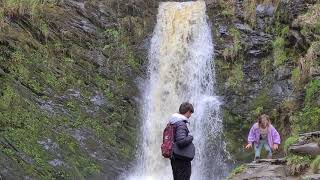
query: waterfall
126 2 229 180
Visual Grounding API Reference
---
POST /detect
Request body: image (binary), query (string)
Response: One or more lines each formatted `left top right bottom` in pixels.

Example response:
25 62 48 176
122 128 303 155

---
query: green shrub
286 155 311 175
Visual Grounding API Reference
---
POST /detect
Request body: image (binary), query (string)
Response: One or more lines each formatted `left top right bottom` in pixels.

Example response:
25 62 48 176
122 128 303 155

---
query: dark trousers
170 158 191 180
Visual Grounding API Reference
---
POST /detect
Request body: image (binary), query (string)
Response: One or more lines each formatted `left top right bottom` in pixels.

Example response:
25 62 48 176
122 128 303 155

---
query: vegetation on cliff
0 0 152 179
213 0 319 169
0 0 319 179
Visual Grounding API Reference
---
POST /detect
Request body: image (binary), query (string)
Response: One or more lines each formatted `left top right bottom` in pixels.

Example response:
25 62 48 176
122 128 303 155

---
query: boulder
276 66 292 81
289 143 320 156
289 131 320 156
256 4 275 18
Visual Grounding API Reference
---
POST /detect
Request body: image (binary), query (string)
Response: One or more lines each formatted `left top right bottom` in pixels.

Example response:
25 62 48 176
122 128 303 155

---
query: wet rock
85 50 107 67
0 152 36 180
68 128 123 178
311 66 320 77
276 66 292 81
298 131 320 144
16 152 35 165
234 0 245 22
249 49 263 57
37 138 59 151
39 100 55 114
256 4 275 18
301 174 320 180
289 29 308 51
256 4 275 31
270 81 292 99
0 68 5 76
48 159 65 167
242 32 272 56
38 99 70 116
66 0 85 10
231 163 286 180
289 132 320 156
70 17 97 35
90 91 106 107
235 23 253 33
219 25 228 36
66 89 81 98
289 143 320 156
255 158 286 165
277 0 308 23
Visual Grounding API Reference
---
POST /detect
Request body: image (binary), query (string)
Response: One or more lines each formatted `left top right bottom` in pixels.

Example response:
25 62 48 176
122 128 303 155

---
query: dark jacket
169 113 195 161
174 120 193 148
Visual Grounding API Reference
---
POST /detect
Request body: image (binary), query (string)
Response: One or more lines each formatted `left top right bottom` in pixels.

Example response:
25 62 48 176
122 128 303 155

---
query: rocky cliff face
0 0 158 179
0 0 319 179
208 0 320 162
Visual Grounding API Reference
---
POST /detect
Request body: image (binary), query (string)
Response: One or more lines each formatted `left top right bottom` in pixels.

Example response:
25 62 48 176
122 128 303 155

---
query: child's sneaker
253 156 260 163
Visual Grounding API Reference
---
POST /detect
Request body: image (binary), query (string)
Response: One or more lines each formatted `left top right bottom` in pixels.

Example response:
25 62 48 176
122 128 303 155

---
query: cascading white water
126 2 229 180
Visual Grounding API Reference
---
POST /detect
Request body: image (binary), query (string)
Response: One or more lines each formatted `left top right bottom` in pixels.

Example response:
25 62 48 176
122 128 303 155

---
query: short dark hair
179 102 194 114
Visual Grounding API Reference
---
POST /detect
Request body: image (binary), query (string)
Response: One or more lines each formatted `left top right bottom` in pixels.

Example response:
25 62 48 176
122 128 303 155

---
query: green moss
226 63 244 90
56 132 101 177
0 2 140 178
223 28 242 62
291 67 301 87
315 20 320 35
228 164 247 179
300 107 320 132
272 37 287 66
305 79 320 106
311 155 320 173
252 106 263 117
2 0 57 17
221 9 234 17
250 90 271 115
290 79 320 133
281 26 290 38
223 110 252 161
260 57 272 76
243 0 257 26
284 136 298 154
1 95 102 179
104 28 120 41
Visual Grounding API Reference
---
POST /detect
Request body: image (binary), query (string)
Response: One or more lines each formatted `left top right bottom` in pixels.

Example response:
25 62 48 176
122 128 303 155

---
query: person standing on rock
169 102 195 180
245 114 281 160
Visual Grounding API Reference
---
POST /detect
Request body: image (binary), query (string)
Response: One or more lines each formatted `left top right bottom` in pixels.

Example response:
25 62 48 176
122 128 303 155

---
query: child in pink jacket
245 114 281 160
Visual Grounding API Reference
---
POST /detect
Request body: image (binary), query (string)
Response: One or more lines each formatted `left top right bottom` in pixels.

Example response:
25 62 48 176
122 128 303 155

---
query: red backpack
161 123 176 158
